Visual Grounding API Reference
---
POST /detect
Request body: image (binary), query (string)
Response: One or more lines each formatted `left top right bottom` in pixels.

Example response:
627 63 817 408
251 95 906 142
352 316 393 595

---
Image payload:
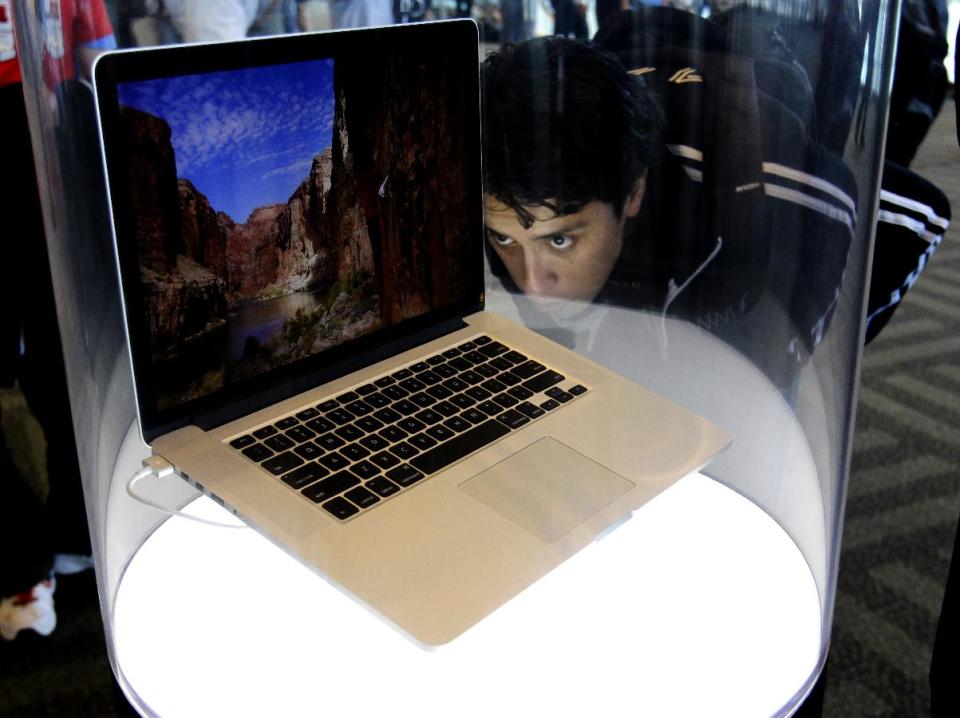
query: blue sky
118 59 335 223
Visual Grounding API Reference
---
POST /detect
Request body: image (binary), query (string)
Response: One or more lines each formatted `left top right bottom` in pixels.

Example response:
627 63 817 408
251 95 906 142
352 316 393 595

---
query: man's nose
522 251 558 296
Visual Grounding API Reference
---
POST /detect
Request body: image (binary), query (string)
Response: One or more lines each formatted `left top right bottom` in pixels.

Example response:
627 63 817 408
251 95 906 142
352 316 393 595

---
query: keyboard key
444 416 472 433
337 391 360 404
545 387 574 403
344 400 374 416
373 407 403 424
293 441 324 460
391 368 413 380
433 363 457 378
457 341 477 352
426 425 456 442
389 441 418 460
409 432 438 450
400 378 426 393
410 420 510 474
410 392 436 408
508 386 534 401
371 451 401 470
569 384 588 396
295 408 320 421
242 443 273 462
443 377 469 393
540 399 560 411
447 357 472 372
473 335 492 345
340 443 371 462
319 452 350 471
300 471 360 503
374 376 395 387
481 378 507 393
523 371 565 394
286 425 317 443
335 424 365 442
466 386 492 401
427 354 446 365
449 393 476 409
493 393 519 408
382 385 409 401
512 361 546 380
394 399 420 416
265 434 295 452
281 462 329 489
410 361 430 373
306 417 336 434
460 370 484 385
263 451 305 476
350 460 380 481
473 363 498 378
253 425 278 440
442 348 461 358
365 392 390 408
230 435 255 449
461 408 487 425
517 402 545 419
426 384 454 400
398 417 426 434
317 400 339 412
345 485 380 509
478 341 508 357
415 370 442 385
490 357 513 372
317 433 346 451
504 351 527 364
497 372 522 386
415 409 443 425
356 416 384 433
326 408 355 425
464 351 487 365
366 476 401 497
386 464 424 487
321 496 360 520
477 401 502 416
496 410 530 430
356 383 378 396
360 434 390 452
276 416 299 430
379 425 408 442
433 400 459 417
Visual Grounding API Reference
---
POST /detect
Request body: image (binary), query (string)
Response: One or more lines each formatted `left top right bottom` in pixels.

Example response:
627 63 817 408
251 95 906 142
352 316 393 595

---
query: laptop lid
94 21 484 443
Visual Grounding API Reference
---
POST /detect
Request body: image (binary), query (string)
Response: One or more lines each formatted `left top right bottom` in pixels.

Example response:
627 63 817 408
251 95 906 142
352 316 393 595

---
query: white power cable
126 464 248 530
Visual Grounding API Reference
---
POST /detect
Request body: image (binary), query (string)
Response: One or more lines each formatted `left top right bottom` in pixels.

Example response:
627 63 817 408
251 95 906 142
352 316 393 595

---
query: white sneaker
0 577 57 641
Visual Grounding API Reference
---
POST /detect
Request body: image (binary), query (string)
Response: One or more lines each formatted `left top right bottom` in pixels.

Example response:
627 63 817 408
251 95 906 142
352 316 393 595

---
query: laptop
93 20 731 645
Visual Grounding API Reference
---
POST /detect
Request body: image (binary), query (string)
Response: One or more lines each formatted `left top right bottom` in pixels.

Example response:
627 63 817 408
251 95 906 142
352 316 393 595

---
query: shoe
0 577 57 641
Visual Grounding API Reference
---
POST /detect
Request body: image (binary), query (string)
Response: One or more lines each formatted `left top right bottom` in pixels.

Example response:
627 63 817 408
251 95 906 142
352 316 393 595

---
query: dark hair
481 37 663 228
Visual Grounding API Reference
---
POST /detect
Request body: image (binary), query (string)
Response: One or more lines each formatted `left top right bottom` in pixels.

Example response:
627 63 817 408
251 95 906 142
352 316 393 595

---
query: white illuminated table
112 471 821 717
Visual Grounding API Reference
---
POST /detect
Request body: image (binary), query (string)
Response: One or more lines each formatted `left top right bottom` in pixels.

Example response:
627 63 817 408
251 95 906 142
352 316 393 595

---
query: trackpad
459 437 635 542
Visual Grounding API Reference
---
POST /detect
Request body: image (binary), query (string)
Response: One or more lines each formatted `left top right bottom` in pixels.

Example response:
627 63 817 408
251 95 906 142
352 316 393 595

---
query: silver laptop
93 21 730 645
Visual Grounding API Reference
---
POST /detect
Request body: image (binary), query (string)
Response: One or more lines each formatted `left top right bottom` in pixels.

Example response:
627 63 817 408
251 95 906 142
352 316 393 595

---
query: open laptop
93 20 731 645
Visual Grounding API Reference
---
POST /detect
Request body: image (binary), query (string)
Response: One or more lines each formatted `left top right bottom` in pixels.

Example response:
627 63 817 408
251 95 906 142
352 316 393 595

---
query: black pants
0 82 89 597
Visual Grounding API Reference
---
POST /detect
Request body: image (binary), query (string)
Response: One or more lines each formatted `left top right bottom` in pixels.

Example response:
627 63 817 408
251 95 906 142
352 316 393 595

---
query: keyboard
227 335 589 522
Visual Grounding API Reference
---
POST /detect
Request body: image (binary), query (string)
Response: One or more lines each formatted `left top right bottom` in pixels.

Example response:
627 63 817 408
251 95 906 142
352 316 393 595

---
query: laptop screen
95 22 483 440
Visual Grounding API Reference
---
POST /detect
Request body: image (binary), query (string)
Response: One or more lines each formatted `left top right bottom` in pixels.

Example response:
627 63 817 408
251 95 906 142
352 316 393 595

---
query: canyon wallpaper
118 50 476 410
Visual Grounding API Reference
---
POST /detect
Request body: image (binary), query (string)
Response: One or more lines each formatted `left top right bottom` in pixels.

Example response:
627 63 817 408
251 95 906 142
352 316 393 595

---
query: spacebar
409 420 510 474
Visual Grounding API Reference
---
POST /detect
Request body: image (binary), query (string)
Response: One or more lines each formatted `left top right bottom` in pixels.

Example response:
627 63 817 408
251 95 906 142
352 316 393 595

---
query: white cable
126 466 248 530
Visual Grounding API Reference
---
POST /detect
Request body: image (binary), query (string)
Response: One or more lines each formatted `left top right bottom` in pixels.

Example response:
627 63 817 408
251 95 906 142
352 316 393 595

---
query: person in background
0 0 115 641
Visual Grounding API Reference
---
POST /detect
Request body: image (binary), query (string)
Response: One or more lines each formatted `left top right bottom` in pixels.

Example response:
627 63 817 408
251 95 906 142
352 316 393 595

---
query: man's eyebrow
531 217 588 237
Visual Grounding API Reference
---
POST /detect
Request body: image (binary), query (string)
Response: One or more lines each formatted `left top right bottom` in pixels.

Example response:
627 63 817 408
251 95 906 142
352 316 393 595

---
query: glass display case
11 1 899 715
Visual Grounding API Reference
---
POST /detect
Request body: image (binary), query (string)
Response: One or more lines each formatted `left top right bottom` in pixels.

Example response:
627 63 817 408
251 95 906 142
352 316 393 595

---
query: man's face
483 182 644 305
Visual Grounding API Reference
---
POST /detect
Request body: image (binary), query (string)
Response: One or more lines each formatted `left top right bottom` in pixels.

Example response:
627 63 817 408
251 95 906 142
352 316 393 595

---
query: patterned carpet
822 101 960 717
1 103 957 717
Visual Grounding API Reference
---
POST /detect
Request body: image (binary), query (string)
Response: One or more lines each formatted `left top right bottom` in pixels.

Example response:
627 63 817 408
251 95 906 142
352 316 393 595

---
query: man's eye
549 235 574 250
489 233 515 247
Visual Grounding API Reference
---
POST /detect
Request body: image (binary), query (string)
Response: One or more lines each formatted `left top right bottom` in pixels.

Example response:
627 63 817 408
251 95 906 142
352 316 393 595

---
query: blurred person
0 0 114 640
328 0 393 28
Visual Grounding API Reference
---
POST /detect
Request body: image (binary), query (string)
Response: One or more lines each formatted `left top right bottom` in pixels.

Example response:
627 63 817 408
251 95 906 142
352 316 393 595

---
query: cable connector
142 455 176 478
